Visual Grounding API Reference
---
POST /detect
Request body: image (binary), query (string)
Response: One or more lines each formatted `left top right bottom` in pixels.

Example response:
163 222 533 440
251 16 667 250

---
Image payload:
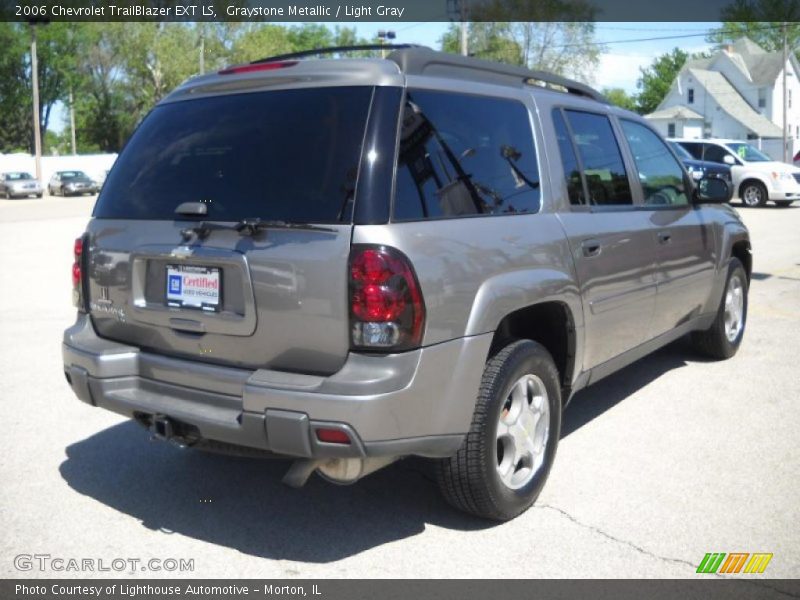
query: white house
646 37 800 160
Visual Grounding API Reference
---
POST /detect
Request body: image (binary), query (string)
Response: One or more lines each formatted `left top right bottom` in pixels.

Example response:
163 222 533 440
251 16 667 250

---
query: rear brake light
349 245 425 350
72 236 85 310
218 61 298 75
316 428 351 445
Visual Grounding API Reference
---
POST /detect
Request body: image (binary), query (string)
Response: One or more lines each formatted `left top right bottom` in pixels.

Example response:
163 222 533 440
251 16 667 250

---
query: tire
436 339 562 521
741 181 767 207
691 257 748 359
36 193 43 199
774 200 792 207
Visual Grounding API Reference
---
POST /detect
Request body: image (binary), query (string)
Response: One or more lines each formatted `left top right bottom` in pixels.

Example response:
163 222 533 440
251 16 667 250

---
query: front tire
436 340 561 521
774 200 792 207
691 257 748 359
741 181 767 207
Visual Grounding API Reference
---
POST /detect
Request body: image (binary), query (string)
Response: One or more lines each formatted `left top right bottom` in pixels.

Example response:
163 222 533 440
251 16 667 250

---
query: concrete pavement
0 198 797 580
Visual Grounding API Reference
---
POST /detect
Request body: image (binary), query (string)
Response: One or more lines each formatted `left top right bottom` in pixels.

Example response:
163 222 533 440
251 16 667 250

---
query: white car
671 138 800 207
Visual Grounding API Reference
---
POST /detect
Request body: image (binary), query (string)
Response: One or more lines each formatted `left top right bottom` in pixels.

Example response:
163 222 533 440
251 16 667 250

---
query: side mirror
694 176 730 204
723 154 736 165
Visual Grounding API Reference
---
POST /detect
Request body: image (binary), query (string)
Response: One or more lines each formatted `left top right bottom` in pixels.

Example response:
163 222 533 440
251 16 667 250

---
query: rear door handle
581 239 602 258
657 231 672 245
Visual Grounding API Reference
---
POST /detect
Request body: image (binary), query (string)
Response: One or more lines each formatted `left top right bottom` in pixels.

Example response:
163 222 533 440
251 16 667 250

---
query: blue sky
350 21 720 93
50 22 721 133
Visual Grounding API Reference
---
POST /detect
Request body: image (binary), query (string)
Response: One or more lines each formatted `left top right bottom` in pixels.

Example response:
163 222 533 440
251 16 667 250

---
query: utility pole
199 23 205 75
459 0 468 56
783 22 788 163
378 30 395 59
69 89 76 155
30 22 42 181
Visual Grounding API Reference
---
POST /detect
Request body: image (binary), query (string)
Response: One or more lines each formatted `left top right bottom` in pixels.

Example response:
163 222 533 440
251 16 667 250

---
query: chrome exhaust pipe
316 456 398 485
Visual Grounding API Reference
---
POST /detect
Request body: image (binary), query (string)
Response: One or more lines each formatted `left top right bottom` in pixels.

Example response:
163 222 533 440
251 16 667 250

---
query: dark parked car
668 141 733 201
48 171 99 196
0 171 43 199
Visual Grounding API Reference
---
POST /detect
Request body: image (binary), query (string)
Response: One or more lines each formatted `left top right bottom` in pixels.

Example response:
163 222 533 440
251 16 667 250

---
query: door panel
649 208 716 334
557 212 657 368
617 120 716 336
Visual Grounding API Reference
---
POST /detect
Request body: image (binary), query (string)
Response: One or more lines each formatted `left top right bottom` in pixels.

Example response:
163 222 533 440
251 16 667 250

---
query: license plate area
166 264 221 312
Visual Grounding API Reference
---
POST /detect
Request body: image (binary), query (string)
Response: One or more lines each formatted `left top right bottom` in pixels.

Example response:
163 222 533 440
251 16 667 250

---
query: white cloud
595 53 653 93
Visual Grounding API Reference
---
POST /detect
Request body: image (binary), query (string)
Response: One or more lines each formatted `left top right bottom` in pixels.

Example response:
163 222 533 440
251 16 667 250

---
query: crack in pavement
537 503 697 570
538 503 800 598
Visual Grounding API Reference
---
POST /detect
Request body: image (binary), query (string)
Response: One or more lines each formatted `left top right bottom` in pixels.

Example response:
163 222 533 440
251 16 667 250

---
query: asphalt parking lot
0 195 798 580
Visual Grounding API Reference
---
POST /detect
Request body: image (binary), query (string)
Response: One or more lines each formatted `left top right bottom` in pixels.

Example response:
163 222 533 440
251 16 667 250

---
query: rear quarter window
94 87 373 223
393 90 541 220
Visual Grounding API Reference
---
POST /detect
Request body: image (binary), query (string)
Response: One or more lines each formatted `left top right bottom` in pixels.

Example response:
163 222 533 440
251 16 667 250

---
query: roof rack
251 44 426 64
388 47 607 103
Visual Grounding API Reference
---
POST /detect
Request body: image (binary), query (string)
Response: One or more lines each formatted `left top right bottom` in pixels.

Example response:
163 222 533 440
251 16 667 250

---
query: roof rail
251 44 427 64
388 47 607 103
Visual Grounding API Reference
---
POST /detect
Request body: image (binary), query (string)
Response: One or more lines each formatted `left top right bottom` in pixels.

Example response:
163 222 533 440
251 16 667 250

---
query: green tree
707 0 800 52
461 0 602 82
602 88 638 112
0 23 30 153
636 48 688 115
440 20 601 83
440 23 523 65
228 24 293 63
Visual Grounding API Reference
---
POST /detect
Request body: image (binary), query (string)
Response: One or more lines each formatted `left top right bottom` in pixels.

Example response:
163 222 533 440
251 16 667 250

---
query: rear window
94 87 373 222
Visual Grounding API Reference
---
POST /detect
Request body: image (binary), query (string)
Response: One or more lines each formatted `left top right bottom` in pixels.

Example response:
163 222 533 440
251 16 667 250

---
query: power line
554 23 789 49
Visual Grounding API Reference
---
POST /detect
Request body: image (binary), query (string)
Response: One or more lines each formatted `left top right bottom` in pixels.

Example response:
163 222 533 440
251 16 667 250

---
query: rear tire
691 257 748 359
741 181 767 207
436 340 561 521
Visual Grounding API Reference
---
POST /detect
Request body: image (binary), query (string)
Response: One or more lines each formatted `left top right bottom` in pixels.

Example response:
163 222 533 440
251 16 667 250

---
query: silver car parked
63 46 749 521
0 171 43 199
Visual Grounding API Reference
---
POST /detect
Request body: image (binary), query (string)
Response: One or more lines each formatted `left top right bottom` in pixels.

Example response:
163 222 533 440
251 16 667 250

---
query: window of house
621 120 689 207
789 90 793 109
758 88 767 108
667 123 676 137
561 110 633 206
688 88 695 104
393 90 541 220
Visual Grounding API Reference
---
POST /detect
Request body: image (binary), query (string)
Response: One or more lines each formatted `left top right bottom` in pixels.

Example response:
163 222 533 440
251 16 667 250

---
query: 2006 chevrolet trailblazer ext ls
63 46 751 520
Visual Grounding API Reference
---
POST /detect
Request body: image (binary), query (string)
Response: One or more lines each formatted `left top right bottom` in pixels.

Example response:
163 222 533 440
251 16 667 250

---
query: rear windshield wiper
178 215 335 242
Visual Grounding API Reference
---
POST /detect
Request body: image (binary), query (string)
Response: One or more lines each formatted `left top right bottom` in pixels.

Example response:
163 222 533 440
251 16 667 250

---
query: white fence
0 153 118 185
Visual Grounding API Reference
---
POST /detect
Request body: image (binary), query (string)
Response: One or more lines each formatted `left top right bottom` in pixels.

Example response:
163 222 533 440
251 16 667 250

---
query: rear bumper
63 315 491 460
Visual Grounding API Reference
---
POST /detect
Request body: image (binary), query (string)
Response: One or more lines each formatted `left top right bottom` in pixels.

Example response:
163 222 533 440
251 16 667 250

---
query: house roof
645 105 704 120
730 37 785 85
688 68 782 137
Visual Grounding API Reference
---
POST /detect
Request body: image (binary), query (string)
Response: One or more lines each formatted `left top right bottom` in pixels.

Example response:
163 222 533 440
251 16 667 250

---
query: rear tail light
72 236 86 311
349 245 425 351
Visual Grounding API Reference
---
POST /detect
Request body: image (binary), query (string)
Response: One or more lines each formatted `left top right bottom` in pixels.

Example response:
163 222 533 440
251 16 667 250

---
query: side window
563 110 632 206
552 109 585 205
703 144 732 164
621 120 689 207
393 90 541 220
681 142 703 159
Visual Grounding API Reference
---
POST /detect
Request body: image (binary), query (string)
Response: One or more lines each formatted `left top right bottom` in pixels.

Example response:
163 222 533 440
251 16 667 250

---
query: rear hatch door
86 84 379 374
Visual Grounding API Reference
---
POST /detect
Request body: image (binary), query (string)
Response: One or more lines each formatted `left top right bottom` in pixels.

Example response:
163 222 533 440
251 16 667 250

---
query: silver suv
63 46 750 521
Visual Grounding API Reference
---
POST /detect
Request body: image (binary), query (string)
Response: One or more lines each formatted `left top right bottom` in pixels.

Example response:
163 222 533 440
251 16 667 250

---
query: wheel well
731 240 752 282
738 178 766 198
489 302 576 395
